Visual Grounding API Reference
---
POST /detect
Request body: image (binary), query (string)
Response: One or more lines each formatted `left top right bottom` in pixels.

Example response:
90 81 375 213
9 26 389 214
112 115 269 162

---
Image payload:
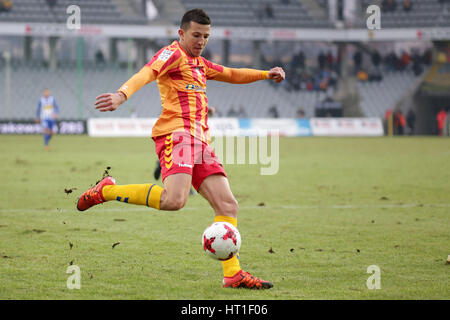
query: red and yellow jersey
118 40 269 143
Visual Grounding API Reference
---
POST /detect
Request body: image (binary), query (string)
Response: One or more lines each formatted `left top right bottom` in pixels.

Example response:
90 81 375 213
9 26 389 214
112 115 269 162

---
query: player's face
179 21 210 57
43 89 50 98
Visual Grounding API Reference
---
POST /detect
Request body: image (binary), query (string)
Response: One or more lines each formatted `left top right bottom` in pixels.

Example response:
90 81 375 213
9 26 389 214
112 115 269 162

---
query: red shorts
153 132 227 191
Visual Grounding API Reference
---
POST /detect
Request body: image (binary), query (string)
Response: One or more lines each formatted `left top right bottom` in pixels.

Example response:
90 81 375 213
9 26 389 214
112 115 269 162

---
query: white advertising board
310 118 384 136
88 118 157 137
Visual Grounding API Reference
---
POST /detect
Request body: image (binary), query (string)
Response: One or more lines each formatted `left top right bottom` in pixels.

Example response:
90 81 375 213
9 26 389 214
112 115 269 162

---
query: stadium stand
0 0 13 12
357 70 426 117
361 0 450 28
179 0 333 28
0 0 149 24
1 0 449 27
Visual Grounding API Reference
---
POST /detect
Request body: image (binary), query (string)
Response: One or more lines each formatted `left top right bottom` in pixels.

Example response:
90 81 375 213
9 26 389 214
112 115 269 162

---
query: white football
202 222 241 261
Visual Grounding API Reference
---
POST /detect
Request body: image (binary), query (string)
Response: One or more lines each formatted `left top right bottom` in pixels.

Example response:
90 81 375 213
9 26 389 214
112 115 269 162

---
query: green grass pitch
0 135 449 299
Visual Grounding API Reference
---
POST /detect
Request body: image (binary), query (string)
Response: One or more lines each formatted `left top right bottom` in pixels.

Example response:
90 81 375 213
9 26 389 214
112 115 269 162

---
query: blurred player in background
35 88 59 151
77 9 285 290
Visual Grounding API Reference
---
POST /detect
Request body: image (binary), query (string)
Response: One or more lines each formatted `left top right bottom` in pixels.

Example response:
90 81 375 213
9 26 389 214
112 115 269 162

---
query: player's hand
35 118 40 124
95 92 126 112
268 67 285 83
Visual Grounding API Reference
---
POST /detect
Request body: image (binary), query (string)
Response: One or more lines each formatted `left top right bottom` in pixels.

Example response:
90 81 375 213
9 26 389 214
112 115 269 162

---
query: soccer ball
202 222 241 261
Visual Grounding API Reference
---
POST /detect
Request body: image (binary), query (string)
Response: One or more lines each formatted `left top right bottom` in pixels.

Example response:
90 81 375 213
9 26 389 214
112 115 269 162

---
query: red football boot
76 176 116 211
223 270 273 290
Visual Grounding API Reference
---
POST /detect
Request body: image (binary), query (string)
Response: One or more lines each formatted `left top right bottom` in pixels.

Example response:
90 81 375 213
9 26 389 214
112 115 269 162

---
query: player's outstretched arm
206 59 285 84
95 65 156 112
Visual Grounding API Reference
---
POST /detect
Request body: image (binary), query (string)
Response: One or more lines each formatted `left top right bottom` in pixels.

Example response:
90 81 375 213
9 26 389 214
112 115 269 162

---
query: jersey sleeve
117 65 157 99
147 47 182 76
117 47 182 99
202 57 269 84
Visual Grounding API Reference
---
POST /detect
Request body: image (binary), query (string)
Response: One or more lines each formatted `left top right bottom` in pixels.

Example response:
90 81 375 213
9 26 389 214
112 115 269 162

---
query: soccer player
36 88 59 150
77 9 285 289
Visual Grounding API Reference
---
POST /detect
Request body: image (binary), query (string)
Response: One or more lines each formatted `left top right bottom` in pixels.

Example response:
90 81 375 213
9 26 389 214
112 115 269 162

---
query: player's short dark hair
180 8 211 30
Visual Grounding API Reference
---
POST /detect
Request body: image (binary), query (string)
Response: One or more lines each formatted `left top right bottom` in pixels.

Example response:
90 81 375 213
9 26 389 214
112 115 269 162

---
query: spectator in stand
268 105 279 118
385 109 392 120
411 49 423 76
384 109 393 135
400 51 411 70
297 107 306 118
298 51 305 69
237 106 247 118
388 0 397 11
436 108 448 136
406 108 416 135
95 50 106 66
319 68 330 91
227 107 238 117
446 110 450 136
370 50 383 81
265 4 274 18
382 0 397 12
371 50 382 69
46 0 57 8
394 110 406 135
287 69 301 91
329 70 338 88
208 106 219 117
326 51 334 70
422 49 433 65
403 0 412 11
357 69 369 82
369 66 383 82
385 51 399 71
318 51 326 70
306 79 314 91
353 50 362 74
314 74 322 91
0 0 13 12
291 50 305 71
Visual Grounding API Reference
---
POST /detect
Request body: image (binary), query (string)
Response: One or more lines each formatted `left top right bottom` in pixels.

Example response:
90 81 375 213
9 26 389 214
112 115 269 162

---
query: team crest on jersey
158 49 174 62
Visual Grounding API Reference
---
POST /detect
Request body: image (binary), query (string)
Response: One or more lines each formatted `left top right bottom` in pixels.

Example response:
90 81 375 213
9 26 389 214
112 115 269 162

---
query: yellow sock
102 184 163 210
214 215 241 277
